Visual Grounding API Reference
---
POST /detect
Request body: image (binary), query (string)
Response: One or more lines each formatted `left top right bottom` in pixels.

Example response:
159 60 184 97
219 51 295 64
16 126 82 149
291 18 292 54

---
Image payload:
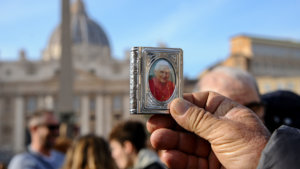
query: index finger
183 91 238 116
147 114 186 133
147 114 175 133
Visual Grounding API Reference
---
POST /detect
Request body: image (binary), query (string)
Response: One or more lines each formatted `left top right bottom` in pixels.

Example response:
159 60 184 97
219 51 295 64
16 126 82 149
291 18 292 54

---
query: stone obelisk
58 0 73 120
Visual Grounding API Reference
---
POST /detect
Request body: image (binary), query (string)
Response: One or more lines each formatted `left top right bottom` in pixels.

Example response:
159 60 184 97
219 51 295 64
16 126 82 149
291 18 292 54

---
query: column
0 97 3 144
45 95 54 110
0 97 3 118
58 0 73 114
95 95 104 136
103 95 112 137
122 95 130 119
80 95 90 135
14 96 25 153
0 97 3 115
37 96 45 109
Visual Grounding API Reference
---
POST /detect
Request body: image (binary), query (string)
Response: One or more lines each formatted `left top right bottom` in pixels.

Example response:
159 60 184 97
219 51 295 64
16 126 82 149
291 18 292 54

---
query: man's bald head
197 66 264 119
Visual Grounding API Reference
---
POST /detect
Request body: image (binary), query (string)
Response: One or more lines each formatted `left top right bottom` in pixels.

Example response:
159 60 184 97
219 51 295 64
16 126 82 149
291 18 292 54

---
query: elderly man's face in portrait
149 59 175 102
155 65 170 84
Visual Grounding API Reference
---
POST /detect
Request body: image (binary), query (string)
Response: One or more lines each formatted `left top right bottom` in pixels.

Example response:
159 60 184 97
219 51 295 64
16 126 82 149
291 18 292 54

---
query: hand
147 92 270 169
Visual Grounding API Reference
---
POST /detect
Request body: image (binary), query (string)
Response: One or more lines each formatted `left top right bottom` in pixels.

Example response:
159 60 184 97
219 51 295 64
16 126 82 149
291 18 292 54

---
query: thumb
169 98 224 142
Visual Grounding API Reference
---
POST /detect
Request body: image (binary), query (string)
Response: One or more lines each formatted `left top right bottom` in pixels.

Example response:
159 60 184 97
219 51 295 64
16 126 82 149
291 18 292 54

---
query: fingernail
172 98 191 115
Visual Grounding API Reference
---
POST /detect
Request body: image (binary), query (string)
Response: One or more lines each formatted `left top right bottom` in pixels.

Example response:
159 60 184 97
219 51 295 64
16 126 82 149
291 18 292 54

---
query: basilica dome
43 0 110 61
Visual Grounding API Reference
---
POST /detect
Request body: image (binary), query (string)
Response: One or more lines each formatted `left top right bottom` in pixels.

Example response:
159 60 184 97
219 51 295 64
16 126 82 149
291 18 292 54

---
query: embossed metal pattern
130 47 183 114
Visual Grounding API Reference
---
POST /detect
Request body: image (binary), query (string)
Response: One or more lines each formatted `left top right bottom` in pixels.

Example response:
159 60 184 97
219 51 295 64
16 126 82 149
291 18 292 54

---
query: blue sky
0 0 299 78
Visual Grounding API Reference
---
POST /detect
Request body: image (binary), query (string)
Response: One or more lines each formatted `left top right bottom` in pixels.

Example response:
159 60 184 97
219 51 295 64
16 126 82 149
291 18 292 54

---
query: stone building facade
207 35 300 94
0 0 131 154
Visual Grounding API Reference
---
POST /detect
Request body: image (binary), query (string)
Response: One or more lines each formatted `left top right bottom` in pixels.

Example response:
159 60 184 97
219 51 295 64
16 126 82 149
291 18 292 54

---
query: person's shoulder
52 150 64 157
257 125 300 169
51 150 65 165
149 78 156 90
8 152 36 169
136 149 165 169
149 78 155 84
144 162 165 169
167 81 175 87
51 150 65 161
10 152 35 162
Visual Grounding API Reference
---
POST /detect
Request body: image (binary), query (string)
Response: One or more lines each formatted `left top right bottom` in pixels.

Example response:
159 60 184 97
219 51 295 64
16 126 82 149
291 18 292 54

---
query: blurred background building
0 0 130 155
201 35 300 94
0 0 300 162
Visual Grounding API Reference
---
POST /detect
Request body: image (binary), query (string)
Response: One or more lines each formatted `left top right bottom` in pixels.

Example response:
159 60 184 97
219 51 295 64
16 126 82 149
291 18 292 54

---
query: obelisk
58 0 73 119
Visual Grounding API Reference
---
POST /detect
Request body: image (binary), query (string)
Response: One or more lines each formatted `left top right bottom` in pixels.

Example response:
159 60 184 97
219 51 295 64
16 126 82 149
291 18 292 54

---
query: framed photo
130 47 183 114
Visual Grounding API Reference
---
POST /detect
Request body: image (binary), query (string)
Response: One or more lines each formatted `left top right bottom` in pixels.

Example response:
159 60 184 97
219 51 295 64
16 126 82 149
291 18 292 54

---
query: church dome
43 0 110 61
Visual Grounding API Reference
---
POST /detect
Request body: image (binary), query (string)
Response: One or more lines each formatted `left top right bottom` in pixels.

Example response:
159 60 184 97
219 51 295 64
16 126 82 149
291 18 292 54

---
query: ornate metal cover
130 47 183 114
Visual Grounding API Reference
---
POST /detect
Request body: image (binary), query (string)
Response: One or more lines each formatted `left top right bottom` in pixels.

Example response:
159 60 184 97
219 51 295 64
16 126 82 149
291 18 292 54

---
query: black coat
257 125 300 169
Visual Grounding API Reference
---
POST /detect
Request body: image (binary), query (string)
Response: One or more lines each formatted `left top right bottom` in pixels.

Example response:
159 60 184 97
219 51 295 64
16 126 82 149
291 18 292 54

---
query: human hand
147 92 270 169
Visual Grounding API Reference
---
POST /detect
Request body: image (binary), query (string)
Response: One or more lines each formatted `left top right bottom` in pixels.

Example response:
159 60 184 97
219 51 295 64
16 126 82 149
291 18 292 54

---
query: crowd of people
1 66 300 169
5 110 163 169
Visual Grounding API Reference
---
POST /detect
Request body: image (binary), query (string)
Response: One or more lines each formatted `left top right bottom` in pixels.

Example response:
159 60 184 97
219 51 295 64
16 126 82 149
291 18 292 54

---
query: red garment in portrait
149 78 175 101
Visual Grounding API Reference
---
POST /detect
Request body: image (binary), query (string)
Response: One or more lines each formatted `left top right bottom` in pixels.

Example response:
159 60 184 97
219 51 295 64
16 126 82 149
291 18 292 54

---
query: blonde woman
62 135 117 169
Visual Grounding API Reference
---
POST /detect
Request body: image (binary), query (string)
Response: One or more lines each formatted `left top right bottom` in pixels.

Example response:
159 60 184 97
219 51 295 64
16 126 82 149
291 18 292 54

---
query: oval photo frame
148 59 176 102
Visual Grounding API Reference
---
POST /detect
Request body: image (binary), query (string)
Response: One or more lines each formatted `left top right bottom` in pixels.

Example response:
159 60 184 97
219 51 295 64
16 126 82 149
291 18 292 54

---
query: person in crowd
53 136 72 154
109 120 165 169
8 110 64 169
149 60 175 102
62 134 117 169
0 163 7 169
262 90 300 132
147 91 300 169
197 66 264 120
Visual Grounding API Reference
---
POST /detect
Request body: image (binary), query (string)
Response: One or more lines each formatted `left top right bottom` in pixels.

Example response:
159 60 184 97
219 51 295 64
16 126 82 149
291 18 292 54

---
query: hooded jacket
257 125 300 169
133 149 165 169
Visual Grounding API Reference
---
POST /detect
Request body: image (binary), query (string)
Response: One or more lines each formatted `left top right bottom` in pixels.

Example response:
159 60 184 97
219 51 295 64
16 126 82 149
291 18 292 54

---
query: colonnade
0 93 129 153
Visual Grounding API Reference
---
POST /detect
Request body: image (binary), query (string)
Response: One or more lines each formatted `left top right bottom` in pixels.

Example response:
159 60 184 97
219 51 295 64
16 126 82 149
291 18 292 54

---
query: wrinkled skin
198 70 264 120
147 92 270 169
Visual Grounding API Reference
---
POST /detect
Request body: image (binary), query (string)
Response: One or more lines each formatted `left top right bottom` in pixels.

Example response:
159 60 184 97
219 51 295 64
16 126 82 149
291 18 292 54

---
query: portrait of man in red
149 59 175 102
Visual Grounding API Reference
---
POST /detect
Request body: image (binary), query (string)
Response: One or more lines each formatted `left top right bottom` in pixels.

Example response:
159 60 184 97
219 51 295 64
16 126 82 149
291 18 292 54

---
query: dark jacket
257 125 300 169
133 149 165 169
